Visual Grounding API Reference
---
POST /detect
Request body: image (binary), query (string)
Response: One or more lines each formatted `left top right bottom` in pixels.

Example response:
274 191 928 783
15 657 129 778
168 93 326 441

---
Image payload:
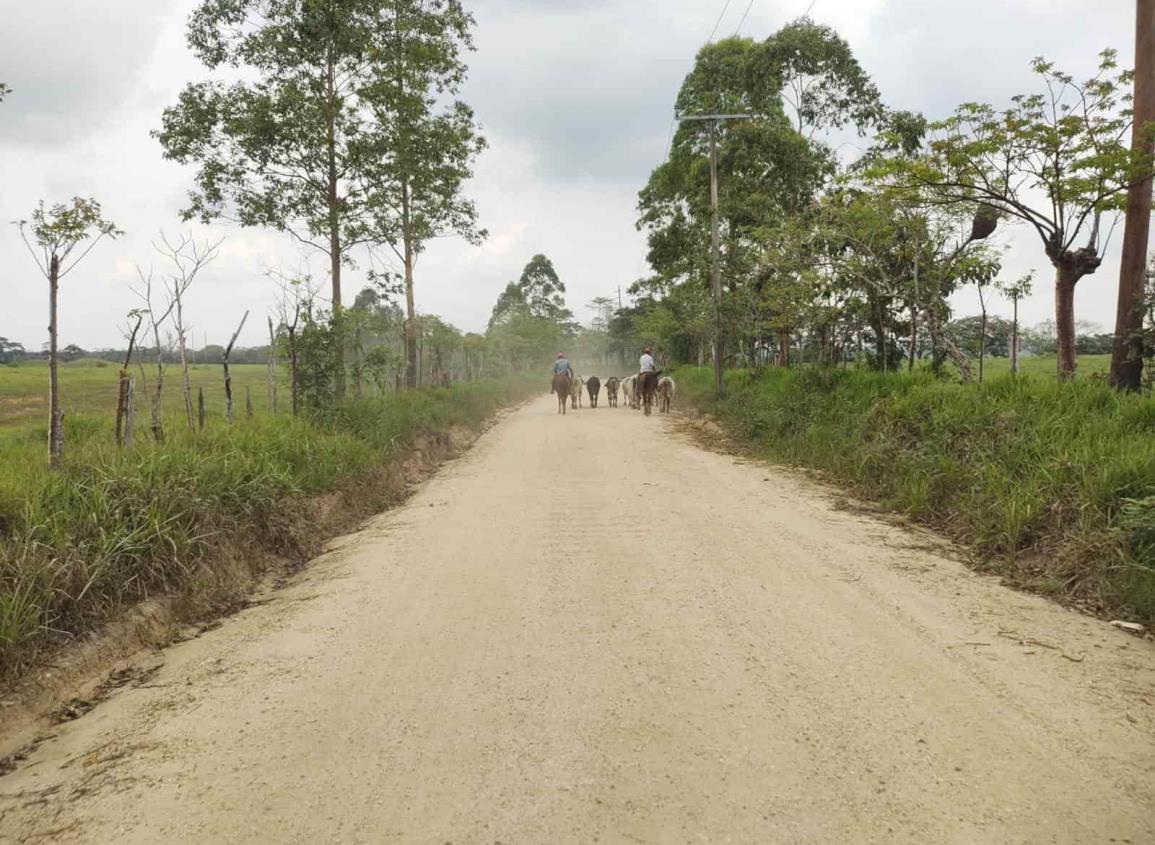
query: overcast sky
0 0 1137 350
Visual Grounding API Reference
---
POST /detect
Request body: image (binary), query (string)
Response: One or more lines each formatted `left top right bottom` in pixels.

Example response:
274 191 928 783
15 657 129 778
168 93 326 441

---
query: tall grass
680 366 1155 622
0 376 539 677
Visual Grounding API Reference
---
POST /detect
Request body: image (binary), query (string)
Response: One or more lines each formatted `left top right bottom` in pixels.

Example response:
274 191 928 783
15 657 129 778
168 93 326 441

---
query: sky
0 0 1138 351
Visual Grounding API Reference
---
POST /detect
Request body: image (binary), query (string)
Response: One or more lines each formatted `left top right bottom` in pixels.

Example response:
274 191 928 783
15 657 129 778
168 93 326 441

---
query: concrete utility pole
1111 0 1155 390
676 112 751 397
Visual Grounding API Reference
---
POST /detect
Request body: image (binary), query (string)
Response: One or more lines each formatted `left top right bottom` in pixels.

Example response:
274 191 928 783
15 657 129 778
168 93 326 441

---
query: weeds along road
2 394 1153 844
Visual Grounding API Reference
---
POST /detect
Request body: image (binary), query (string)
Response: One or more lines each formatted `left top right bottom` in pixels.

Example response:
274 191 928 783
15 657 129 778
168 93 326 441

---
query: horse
657 375 675 413
605 377 620 407
637 371 659 416
570 376 584 409
552 372 573 415
587 376 601 408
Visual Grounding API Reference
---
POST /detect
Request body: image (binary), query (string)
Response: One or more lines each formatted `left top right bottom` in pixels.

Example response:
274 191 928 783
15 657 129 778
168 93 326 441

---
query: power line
707 0 733 43
732 0 755 36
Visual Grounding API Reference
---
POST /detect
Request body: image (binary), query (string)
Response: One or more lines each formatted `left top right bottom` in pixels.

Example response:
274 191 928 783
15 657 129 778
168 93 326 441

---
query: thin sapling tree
15 198 121 467
999 272 1034 375
154 232 223 429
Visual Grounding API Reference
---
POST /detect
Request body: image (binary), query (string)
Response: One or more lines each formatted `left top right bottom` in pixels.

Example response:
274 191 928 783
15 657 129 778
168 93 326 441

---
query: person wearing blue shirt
553 352 573 376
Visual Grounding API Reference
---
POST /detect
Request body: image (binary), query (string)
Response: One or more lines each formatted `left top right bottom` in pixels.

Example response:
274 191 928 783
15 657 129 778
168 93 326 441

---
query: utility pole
1111 0 1155 390
676 111 751 397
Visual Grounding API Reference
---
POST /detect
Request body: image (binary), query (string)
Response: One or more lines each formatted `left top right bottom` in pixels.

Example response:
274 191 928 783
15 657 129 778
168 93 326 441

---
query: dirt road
2 394 1153 843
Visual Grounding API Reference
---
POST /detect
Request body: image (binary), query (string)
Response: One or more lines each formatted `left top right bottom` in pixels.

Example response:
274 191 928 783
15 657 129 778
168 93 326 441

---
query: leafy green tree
752 17 883 138
0 83 11 103
489 255 573 328
884 50 1143 378
637 25 878 370
487 282 528 329
15 198 121 467
359 0 486 389
0 338 25 364
947 315 1013 359
157 0 392 318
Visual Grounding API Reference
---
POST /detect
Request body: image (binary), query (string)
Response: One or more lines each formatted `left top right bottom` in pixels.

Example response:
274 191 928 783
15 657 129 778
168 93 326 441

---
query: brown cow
586 376 601 408
605 376 620 407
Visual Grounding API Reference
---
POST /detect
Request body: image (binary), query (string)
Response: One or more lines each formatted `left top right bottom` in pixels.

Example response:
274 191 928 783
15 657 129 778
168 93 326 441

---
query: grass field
0 359 279 430
965 354 1111 379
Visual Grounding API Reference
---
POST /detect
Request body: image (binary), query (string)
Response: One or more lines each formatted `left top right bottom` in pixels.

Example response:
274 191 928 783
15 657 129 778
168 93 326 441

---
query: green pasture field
0 359 280 430
965 354 1111 379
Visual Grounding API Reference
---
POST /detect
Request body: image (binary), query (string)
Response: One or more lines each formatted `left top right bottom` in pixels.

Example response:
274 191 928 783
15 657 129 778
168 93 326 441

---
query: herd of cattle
557 373 677 415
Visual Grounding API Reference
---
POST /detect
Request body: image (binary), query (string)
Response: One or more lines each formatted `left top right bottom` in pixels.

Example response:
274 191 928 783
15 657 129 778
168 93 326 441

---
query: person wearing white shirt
639 347 656 373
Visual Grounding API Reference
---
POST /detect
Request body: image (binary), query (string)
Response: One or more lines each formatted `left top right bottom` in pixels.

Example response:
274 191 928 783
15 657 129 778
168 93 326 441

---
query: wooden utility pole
1111 0 1155 390
708 122 723 396
676 111 752 397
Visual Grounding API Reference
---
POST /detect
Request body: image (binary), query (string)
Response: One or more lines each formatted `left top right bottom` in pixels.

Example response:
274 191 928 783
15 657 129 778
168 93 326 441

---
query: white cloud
0 0 1143 349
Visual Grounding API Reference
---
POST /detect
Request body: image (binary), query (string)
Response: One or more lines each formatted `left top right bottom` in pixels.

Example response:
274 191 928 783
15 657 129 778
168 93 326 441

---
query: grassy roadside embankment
0 375 541 678
679 365 1155 623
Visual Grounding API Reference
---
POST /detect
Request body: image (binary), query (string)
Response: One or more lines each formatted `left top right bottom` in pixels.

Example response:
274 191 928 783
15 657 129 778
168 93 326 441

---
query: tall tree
489 255 573 328
157 0 454 396
752 17 883 138
15 199 121 467
1111 0 1155 390
361 0 486 389
887 51 1144 378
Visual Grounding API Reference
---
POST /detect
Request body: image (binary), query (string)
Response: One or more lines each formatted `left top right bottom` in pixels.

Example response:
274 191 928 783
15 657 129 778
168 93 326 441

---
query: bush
680 366 1155 622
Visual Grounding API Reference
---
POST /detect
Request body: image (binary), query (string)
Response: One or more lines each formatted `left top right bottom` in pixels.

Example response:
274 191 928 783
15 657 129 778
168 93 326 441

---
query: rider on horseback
639 347 656 377
554 351 574 378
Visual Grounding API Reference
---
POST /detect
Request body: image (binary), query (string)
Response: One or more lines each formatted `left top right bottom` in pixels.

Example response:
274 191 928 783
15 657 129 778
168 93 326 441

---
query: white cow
570 376 585 409
621 375 638 410
657 376 676 413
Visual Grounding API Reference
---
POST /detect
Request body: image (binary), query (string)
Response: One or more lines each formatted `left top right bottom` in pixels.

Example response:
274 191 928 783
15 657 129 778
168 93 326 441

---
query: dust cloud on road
2 394 1153 843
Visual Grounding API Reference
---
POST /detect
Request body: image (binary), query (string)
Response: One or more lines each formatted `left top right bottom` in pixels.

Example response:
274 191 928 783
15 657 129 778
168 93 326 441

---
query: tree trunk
1111 0 1155 390
1011 298 1020 376
1055 266 1080 380
908 301 918 371
869 294 887 371
979 304 987 384
197 386 205 431
267 316 278 414
402 177 418 390
923 306 973 382
778 330 790 367
150 341 165 443
288 328 299 417
47 255 62 468
123 378 136 447
224 311 249 424
352 324 363 398
116 315 142 448
176 295 193 429
325 50 345 400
